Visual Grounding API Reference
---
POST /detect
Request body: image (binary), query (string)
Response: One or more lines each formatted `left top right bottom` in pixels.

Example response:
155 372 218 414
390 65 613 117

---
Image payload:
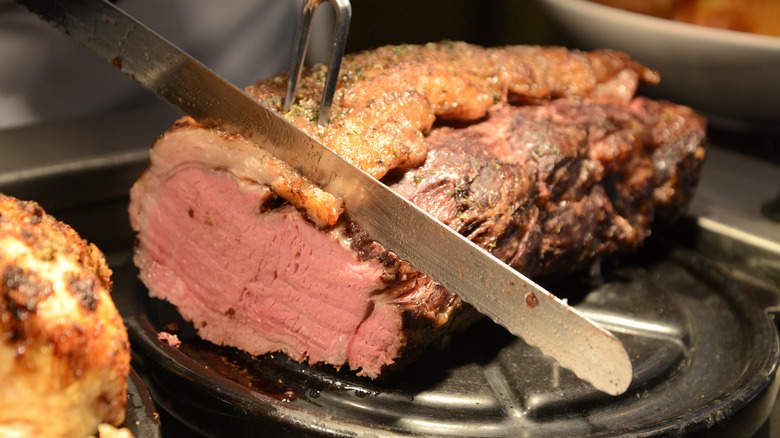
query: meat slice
129 43 706 378
0 193 131 438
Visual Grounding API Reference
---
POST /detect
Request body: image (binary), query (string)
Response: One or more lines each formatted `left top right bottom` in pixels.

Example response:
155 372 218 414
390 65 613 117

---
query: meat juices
129 42 706 378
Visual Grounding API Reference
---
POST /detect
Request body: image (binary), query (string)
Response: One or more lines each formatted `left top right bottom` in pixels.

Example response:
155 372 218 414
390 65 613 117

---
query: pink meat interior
137 165 402 376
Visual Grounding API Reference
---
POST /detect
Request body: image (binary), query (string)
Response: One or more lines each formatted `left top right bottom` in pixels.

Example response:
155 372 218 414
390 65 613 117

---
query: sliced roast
129 43 706 378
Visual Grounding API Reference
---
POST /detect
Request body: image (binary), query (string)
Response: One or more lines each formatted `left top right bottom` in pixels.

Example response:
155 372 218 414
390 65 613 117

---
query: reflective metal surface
125 369 162 438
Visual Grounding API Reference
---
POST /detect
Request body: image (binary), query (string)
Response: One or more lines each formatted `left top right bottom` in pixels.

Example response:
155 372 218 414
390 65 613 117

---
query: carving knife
16 0 633 395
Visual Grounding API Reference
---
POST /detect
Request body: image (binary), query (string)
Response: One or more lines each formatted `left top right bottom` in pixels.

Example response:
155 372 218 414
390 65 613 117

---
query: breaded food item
0 193 131 438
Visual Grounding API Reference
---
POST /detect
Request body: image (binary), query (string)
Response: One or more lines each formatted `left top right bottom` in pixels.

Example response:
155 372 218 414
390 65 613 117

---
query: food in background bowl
0 193 132 438
590 0 780 36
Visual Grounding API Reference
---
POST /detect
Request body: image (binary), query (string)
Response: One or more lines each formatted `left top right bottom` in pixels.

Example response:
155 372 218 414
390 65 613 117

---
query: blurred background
343 1 559 51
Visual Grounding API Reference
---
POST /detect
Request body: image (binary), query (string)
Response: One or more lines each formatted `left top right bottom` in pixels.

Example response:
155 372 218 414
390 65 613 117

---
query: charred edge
68 275 99 312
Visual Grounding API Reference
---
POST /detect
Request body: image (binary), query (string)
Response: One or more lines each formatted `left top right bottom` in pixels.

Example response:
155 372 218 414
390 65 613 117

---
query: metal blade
17 0 633 395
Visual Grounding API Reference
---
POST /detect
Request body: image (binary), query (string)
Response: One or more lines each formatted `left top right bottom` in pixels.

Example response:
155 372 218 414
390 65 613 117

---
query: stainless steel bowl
537 0 780 130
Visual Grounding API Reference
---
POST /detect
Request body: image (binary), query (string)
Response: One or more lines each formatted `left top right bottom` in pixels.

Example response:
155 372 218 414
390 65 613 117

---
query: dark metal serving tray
2 104 779 437
113 231 780 437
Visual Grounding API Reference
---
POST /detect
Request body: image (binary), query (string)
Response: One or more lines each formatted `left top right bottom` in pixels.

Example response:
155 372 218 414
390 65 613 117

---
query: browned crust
246 42 659 180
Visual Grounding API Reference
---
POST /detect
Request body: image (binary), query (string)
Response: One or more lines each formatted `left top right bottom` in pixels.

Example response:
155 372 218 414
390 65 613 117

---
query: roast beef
128 42 706 378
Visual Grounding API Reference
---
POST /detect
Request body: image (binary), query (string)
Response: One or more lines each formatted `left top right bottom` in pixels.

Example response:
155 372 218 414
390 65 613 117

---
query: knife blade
17 0 633 395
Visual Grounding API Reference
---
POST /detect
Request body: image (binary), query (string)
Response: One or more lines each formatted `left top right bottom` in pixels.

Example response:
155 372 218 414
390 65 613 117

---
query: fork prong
284 0 352 125
283 0 317 114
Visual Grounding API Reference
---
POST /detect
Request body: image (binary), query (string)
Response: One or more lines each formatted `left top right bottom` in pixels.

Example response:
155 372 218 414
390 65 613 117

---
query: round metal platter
114 240 780 437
